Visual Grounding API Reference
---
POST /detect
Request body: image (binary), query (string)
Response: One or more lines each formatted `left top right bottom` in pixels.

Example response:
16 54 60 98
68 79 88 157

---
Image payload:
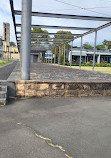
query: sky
0 0 111 46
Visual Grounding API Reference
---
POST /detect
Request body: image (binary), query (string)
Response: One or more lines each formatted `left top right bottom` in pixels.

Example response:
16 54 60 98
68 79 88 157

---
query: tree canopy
31 27 49 43
102 39 111 49
96 45 105 50
83 43 94 49
10 42 16 47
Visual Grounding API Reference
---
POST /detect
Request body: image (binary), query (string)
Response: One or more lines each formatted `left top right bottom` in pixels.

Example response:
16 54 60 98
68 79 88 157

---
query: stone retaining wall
15 81 111 97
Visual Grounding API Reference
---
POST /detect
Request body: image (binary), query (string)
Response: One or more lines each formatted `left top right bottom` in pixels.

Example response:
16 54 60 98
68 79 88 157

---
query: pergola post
64 44 66 66
79 36 83 70
54 47 56 64
58 46 60 65
92 30 97 72
21 0 32 80
70 41 73 67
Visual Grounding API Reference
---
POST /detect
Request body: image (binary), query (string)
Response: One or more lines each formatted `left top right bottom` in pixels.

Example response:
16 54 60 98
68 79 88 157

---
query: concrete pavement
0 97 111 158
0 61 17 80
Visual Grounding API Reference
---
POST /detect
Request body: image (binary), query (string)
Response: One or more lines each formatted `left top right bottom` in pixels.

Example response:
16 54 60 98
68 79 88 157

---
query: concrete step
0 98 6 106
0 86 7 92
0 91 7 98
0 84 7 105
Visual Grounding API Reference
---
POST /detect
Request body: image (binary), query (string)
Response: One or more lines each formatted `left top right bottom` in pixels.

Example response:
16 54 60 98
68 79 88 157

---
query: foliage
53 30 74 63
102 39 111 49
83 42 93 49
81 63 111 67
31 27 49 43
10 42 16 47
59 54 69 65
107 41 111 49
96 45 105 50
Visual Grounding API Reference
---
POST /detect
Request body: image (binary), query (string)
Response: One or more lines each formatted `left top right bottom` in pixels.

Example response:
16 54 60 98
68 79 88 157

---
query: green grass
72 66 111 74
0 60 12 66
52 64 111 74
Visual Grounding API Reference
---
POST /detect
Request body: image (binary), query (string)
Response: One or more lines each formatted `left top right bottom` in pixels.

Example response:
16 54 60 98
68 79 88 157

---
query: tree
107 41 111 49
31 27 49 43
102 40 111 49
53 30 74 63
96 45 105 50
102 39 108 46
10 42 16 47
83 42 93 49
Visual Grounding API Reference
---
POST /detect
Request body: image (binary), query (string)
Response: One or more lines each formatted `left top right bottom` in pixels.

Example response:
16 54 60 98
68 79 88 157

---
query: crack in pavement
17 122 74 158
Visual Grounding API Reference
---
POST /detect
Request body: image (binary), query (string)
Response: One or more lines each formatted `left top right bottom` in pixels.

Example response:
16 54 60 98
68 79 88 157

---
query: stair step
0 98 6 106
0 93 7 98
0 91 6 94
0 86 7 92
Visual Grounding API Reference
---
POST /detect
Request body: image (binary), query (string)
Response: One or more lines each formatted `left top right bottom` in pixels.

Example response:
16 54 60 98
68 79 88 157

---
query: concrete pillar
21 0 32 80
70 41 73 67
58 46 60 65
54 47 56 64
97 54 100 64
85 56 86 63
64 44 65 66
92 31 97 72
79 36 83 70
43 53 45 63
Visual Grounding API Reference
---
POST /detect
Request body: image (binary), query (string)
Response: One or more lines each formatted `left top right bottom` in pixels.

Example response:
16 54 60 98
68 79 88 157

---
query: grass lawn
52 64 111 74
0 60 12 66
72 66 111 74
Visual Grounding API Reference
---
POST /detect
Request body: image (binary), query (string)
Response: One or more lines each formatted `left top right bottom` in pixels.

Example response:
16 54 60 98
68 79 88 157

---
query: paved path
0 97 111 158
8 62 111 81
0 61 17 80
29 63 111 81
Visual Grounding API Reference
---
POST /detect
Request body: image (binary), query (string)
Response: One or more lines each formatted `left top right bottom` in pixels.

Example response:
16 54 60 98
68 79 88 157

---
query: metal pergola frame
9 0 111 80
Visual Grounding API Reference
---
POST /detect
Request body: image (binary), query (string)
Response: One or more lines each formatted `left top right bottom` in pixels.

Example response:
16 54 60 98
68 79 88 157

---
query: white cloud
0 0 111 46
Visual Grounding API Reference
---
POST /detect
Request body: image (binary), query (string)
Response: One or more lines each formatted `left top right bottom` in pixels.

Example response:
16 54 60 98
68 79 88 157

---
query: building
68 48 111 64
0 35 3 55
45 50 54 62
2 23 20 60
3 23 10 53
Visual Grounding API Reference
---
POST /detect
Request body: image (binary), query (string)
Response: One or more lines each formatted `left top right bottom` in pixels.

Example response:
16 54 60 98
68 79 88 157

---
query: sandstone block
37 84 49 90
51 84 65 90
16 84 25 91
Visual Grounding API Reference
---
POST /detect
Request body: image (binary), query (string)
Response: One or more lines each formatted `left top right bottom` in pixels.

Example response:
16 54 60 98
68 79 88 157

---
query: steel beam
17 37 74 41
15 10 111 21
21 0 32 80
75 22 111 40
16 31 82 37
9 0 18 48
16 24 95 31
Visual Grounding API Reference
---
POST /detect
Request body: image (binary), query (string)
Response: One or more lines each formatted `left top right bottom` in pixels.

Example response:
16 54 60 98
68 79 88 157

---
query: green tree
83 42 93 49
107 41 111 49
10 42 16 47
53 30 74 64
102 39 108 46
96 45 105 50
31 27 49 43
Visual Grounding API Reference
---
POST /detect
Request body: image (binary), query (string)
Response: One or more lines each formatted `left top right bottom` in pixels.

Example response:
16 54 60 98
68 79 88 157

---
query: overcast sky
0 0 111 46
